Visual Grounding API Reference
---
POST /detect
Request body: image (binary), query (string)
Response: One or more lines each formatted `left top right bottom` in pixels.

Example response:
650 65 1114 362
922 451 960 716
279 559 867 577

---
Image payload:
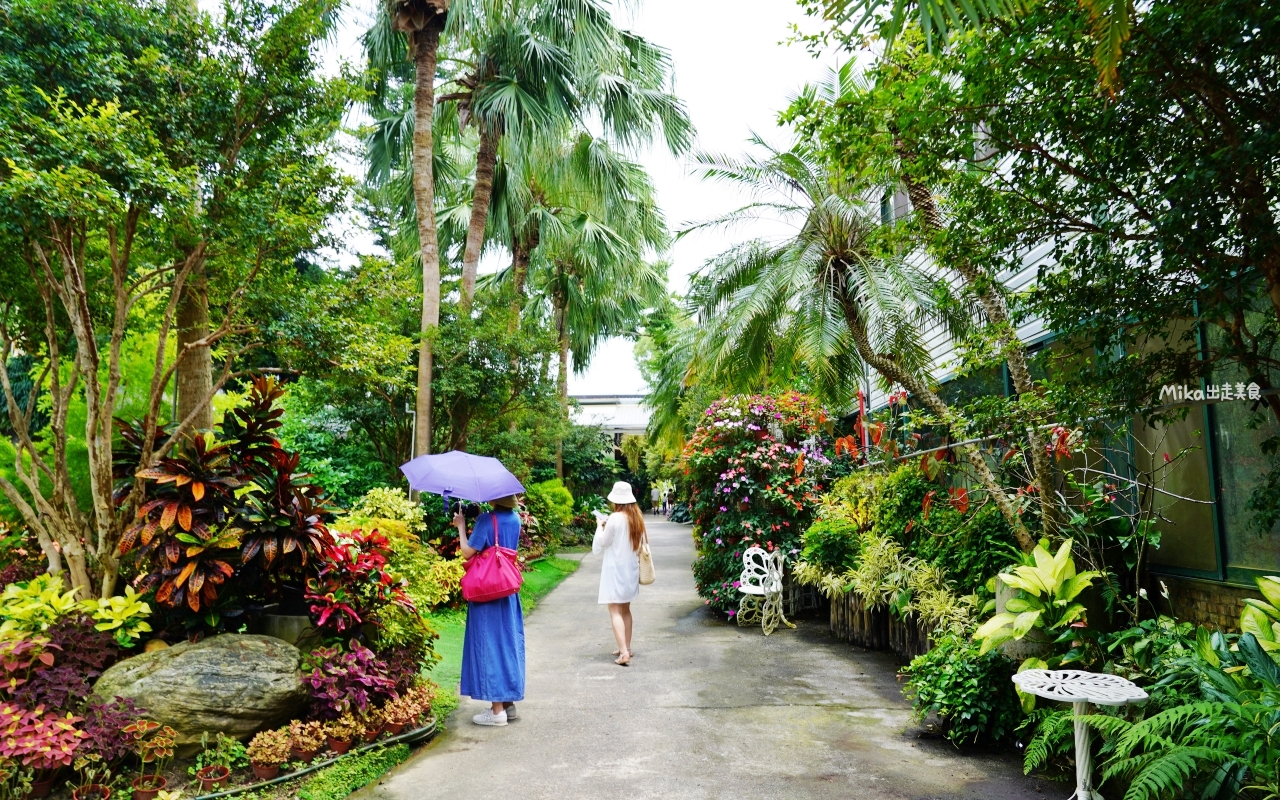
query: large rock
94 634 308 745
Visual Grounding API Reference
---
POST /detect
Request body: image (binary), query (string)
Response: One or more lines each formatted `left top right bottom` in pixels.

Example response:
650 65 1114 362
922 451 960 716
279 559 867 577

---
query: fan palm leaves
680 135 1036 549
683 136 938 411
479 128 667 474
366 0 691 308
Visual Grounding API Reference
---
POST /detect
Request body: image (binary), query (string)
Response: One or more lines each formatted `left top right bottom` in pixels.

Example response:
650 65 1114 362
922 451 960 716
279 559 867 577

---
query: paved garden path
364 520 1052 800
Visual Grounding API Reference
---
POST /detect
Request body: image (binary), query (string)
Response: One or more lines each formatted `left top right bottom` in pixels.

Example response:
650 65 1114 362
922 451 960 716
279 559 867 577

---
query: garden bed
34 721 436 800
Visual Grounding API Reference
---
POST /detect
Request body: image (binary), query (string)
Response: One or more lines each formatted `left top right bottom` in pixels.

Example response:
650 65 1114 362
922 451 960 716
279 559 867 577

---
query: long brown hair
613 502 646 551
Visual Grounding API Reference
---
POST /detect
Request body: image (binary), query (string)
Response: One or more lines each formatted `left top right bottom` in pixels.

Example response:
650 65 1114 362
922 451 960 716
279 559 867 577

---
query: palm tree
803 59 1060 533
486 130 669 475
439 0 692 307
683 136 1036 551
365 0 451 459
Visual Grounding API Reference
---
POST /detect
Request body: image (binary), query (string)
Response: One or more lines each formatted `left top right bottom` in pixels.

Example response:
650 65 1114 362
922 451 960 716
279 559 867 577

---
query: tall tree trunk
410 17 446 459
460 125 499 310
554 291 568 479
508 219 540 330
175 257 213 431
898 166 1059 535
840 295 1036 552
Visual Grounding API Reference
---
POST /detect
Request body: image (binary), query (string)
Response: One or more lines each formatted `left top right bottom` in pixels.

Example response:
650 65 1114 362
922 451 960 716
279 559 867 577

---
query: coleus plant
303 642 397 719
123 719 176 781
13 616 119 709
0 702 86 775
0 638 57 696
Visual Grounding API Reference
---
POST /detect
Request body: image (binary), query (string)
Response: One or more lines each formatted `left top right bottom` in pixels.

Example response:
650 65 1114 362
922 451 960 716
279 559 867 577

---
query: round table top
1011 669 1148 706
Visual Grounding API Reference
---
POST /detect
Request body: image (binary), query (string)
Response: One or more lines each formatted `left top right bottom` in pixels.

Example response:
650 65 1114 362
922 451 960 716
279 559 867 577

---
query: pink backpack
460 514 524 603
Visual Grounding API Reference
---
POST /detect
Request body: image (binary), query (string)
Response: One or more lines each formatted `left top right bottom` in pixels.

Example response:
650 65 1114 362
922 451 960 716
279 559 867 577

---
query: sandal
611 649 636 657
614 651 631 666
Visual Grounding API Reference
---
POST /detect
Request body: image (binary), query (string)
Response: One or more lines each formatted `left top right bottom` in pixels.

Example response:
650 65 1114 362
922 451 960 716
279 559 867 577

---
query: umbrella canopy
399 450 526 504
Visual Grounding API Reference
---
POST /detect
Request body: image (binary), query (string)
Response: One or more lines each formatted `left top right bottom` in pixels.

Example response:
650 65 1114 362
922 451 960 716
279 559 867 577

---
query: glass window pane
1136 413 1218 573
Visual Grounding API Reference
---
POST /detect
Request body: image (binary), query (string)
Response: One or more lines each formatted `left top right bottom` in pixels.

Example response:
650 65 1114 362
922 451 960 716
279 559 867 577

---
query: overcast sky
310 0 836 397
568 1 835 395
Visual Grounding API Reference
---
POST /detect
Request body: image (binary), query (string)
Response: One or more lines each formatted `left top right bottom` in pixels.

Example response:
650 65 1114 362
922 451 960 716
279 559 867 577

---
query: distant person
455 495 525 726
666 489 675 516
594 481 646 666
650 485 661 515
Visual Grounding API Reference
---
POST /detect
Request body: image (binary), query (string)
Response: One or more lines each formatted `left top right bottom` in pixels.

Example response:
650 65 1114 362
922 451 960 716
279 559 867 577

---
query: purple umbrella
399 450 526 505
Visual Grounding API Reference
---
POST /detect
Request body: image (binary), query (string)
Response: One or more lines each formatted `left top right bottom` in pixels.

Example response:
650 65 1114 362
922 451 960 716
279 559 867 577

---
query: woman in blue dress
453 494 525 727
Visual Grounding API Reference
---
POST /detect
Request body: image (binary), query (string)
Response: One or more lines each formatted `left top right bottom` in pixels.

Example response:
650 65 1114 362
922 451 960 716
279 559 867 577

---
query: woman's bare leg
608 604 630 663
491 701 504 715
622 603 633 653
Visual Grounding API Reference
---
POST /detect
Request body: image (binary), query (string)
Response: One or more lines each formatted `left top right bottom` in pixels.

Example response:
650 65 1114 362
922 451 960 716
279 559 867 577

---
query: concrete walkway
365 520 1051 800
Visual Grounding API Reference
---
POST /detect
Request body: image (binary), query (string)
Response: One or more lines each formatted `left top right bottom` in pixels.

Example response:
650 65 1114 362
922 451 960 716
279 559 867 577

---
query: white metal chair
737 546 794 635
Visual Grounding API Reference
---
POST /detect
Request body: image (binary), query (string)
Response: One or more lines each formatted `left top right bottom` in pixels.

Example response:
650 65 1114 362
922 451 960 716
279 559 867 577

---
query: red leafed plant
0 638 57 696
122 719 176 784
239 451 335 572
118 375 335 617
0 702 86 776
306 529 414 635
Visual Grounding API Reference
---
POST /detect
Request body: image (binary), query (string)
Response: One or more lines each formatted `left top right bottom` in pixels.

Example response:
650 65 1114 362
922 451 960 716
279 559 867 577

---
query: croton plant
116 376 337 625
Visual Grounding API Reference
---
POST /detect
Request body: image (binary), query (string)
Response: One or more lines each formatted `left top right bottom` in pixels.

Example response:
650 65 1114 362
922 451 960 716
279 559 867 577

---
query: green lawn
423 556 579 721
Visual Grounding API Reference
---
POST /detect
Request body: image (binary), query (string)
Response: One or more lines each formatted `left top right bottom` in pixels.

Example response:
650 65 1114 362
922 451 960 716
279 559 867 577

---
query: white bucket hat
607 481 637 505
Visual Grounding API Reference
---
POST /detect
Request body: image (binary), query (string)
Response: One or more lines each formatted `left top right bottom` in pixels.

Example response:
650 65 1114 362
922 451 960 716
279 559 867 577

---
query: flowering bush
684 393 832 615
347 488 427 534
304 642 397 720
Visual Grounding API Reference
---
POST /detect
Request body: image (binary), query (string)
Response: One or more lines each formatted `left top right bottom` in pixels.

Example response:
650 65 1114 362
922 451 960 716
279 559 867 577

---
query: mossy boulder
94 634 307 744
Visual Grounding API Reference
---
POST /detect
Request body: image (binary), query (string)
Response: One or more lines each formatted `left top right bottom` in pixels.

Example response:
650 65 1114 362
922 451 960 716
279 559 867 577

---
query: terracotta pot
196 764 230 791
131 775 166 800
73 786 111 800
383 722 406 736
365 724 385 741
289 747 318 764
27 776 59 800
325 737 352 755
250 764 279 781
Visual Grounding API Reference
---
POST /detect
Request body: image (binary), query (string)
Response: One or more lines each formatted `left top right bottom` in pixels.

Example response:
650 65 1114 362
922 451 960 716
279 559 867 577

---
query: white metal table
1012 669 1148 800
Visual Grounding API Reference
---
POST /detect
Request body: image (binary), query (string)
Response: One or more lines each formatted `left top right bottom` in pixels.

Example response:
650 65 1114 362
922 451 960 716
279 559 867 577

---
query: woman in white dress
593 481 645 666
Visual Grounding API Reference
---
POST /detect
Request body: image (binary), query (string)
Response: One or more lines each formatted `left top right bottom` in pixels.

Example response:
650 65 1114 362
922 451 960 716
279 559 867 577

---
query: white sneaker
472 709 508 726
503 704 518 721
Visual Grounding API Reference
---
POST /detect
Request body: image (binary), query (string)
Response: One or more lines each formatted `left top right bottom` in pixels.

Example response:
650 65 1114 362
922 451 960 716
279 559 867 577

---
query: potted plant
322 714 361 755
360 707 385 742
122 720 176 800
190 733 246 792
286 721 324 764
380 682 436 735
70 755 114 800
245 730 290 781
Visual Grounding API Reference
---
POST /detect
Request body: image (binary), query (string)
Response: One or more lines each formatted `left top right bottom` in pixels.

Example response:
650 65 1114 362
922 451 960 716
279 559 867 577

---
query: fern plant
1085 632 1280 800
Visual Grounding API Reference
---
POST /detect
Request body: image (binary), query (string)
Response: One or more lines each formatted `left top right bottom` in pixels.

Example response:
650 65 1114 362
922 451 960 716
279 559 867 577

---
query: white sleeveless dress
593 512 640 604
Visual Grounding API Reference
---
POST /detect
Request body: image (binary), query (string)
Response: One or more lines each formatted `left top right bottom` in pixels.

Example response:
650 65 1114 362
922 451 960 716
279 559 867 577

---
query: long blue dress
459 509 525 703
